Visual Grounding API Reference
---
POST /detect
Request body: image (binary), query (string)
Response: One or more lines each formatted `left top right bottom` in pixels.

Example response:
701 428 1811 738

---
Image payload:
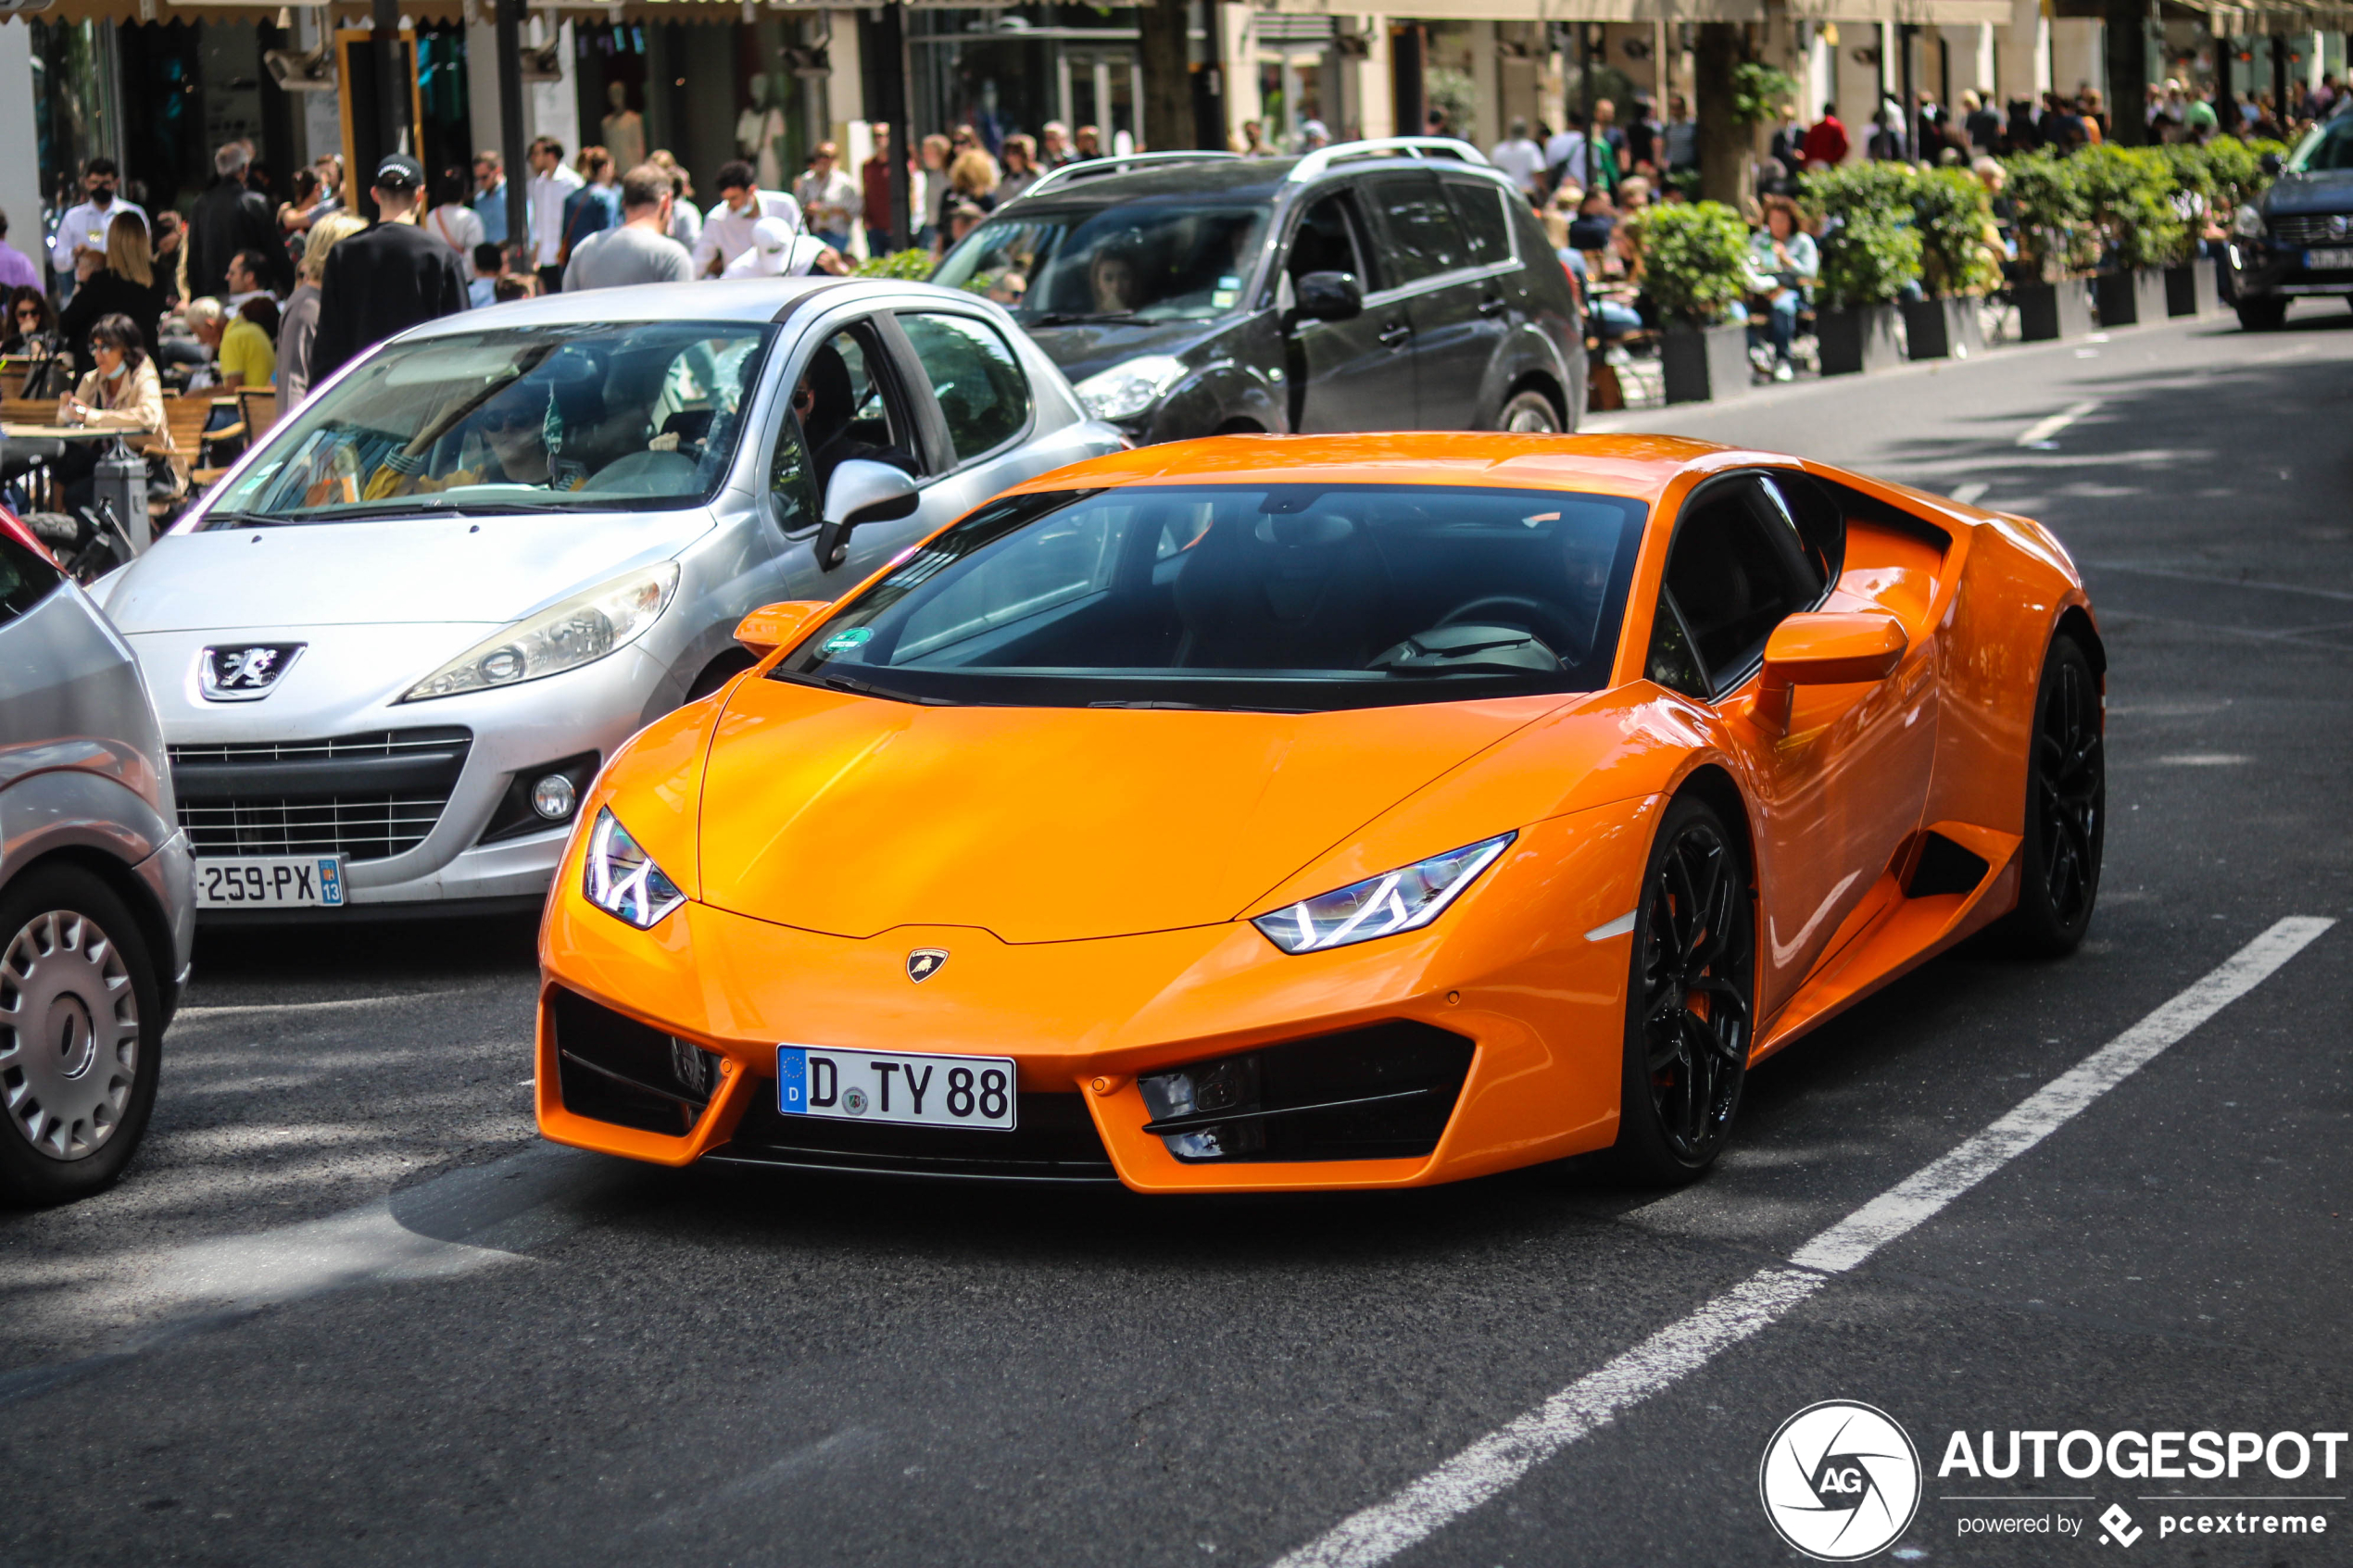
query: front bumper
535 805 1652 1193
2225 241 2353 299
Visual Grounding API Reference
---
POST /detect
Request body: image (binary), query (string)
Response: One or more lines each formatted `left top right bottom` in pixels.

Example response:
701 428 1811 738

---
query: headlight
1252 833 1515 954
2232 204 2265 240
582 808 686 929
1074 355 1189 422
399 563 678 702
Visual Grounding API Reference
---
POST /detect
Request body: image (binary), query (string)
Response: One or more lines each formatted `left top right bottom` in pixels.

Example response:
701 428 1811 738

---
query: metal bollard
94 438 151 553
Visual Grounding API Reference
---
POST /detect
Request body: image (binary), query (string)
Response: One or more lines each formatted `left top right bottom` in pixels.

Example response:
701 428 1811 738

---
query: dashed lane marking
2015 399 2100 447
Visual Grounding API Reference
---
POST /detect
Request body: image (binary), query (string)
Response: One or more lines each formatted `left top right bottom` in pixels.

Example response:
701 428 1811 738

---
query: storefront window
31 19 123 222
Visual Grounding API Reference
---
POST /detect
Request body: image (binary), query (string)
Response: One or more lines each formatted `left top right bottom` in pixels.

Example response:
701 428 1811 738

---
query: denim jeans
1751 291 1801 360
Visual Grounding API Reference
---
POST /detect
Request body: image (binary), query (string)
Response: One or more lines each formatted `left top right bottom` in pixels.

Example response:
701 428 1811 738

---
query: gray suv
0 504 195 1205
933 139 1584 442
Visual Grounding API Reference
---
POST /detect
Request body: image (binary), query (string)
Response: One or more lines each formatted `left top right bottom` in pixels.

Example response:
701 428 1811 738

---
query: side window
1364 172 1470 283
1443 179 1516 268
1288 191 1374 290
768 321 919 531
1662 478 1818 687
1762 471 1843 593
899 311 1030 465
1643 597 1710 699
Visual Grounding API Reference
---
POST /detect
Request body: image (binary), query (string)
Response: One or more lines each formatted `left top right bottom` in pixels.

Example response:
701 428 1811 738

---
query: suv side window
769 320 920 533
1442 178 1516 268
1288 190 1377 291
1662 477 1821 689
1364 172 1470 283
898 311 1031 465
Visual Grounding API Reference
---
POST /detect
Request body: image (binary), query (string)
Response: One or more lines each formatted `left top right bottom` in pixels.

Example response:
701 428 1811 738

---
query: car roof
1001 434 1755 508
1003 149 1513 210
388 277 969 339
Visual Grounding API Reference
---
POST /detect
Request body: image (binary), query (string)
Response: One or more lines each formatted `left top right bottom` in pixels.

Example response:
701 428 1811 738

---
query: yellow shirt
219 316 277 387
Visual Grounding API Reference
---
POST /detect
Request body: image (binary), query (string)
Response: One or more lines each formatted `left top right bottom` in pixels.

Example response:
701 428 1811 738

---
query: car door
891 308 1045 521
1280 187 1411 433
761 312 938 591
1359 169 1492 429
1441 173 1531 407
1646 472 1935 1016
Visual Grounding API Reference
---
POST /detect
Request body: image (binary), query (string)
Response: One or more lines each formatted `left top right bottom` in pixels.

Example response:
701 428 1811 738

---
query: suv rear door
1359 169 1500 428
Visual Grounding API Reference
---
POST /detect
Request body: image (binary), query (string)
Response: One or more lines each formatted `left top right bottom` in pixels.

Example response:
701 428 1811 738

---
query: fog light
531 772 578 821
669 1036 721 1098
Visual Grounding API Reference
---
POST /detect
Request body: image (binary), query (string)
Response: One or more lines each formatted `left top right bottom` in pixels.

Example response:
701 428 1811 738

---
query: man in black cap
309 154 469 384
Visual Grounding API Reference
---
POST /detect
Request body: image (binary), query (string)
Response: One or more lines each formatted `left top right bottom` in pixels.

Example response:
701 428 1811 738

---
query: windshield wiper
802 671 957 707
1086 698 1309 712
195 508 294 531
296 498 569 521
1030 311 1143 326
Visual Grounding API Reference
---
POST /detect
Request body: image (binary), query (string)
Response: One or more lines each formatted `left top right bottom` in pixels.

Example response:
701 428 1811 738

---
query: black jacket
309 220 470 384
57 268 168 371
190 177 286 298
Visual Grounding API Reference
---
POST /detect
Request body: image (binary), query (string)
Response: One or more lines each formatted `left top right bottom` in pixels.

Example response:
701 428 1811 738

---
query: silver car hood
106 510 710 633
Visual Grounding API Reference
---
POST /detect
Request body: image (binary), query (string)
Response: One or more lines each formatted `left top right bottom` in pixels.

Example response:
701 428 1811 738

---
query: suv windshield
2286 116 2353 173
933 204 1269 324
202 321 774 526
774 484 1648 711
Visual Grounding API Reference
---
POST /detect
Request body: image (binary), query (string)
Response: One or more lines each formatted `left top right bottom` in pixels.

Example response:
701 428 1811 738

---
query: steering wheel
1437 596 1580 657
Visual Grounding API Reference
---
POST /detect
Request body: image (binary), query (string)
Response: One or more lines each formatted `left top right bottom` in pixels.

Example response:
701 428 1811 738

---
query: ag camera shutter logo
1760 1400 1923 1561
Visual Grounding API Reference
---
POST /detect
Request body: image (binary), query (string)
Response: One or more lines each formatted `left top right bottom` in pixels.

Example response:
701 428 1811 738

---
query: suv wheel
2235 298 2287 331
1496 390 1562 433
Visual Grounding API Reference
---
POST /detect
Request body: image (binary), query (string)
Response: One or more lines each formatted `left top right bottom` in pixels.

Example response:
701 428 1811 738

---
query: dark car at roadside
2225 109 2353 330
932 139 1584 443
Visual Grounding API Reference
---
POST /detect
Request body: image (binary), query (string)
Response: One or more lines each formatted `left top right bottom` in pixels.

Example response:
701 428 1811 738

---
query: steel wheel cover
0 909 142 1161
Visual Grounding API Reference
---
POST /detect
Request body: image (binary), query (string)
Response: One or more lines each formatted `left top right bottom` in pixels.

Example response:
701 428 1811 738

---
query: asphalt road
4 304 2349 1568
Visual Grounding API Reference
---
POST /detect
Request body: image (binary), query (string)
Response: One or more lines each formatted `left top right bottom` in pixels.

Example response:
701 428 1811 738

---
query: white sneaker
1772 359 1794 383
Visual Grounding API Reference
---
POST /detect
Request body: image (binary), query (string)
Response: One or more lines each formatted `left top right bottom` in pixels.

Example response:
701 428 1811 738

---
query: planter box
2094 268 2169 328
2015 280 2093 341
2165 259 2221 318
1817 304 1902 377
1901 296 1985 361
1660 321 1752 405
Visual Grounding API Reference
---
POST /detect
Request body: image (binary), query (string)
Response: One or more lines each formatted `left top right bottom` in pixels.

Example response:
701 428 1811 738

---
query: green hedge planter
2016 280 2094 341
2094 268 2170 328
1901 296 1983 360
1817 304 1902 376
1661 322 1753 404
2165 261 2221 318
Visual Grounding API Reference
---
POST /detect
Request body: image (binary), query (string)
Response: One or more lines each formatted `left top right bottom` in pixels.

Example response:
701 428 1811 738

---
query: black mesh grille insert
721 1087 1116 1182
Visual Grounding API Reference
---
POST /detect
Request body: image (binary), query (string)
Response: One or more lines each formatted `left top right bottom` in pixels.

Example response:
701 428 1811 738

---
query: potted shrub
2074 144 2182 327
2153 144 2222 318
1634 202 1756 404
1803 164 1919 375
2002 152 2097 340
1905 167 2001 359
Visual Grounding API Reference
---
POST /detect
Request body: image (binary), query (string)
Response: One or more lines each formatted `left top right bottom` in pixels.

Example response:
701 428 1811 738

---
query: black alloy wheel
1612 794 1755 1183
1997 634 2105 956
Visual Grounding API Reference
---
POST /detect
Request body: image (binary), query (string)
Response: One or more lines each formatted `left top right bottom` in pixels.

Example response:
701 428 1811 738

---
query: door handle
1477 295 1509 318
1378 321 1413 348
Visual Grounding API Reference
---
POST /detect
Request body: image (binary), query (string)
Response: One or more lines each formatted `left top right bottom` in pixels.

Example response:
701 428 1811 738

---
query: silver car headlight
400 563 678 703
582 808 686 929
1074 355 1189 422
1252 833 1516 954
2232 204 2265 240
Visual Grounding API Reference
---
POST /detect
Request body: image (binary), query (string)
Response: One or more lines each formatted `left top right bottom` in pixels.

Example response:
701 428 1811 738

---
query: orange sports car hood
694 677 1557 943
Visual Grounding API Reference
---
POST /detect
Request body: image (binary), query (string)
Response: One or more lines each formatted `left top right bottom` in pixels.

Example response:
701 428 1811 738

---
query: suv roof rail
1287 136 1490 182
1017 150 1242 200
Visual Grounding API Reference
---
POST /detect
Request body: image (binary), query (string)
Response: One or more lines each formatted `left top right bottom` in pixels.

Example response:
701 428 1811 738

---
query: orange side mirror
1761 611 1907 690
734 600 833 658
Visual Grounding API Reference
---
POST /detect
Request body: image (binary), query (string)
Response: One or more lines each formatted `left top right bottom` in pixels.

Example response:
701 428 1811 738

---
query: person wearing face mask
52 160 149 305
53 314 171 513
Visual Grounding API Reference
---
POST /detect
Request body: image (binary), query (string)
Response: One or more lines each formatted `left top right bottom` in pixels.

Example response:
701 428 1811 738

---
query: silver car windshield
202 321 776 526
933 205 1269 324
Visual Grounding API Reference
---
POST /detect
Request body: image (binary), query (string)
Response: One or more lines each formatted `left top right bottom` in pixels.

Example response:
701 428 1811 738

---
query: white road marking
2016 400 2100 446
1949 482 1990 505
2152 754 2250 767
2089 562 2353 604
1582 911 1636 942
176 990 475 1018
1269 917 2334 1568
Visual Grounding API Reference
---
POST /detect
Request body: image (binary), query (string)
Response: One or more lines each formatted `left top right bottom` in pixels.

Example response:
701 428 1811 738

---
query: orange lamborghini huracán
535 434 2104 1191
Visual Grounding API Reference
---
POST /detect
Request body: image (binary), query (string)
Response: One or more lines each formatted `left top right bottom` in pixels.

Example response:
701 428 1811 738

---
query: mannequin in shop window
737 79 789 194
602 82 647 174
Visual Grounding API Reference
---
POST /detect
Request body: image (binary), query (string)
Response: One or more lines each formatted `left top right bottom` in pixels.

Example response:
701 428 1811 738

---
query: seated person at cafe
52 312 173 511
220 295 278 386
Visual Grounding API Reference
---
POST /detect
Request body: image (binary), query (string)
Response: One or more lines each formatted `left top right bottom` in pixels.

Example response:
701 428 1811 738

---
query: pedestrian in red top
1801 103 1850 169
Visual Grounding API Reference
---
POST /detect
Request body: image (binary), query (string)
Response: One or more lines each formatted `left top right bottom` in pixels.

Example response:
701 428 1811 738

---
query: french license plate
776 1045 1017 1131
195 856 346 909
2307 247 2353 270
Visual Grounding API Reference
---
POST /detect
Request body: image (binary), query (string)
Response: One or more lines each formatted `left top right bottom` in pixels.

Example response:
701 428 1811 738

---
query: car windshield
933 204 1269 324
774 484 1648 711
200 321 775 526
2286 117 2353 173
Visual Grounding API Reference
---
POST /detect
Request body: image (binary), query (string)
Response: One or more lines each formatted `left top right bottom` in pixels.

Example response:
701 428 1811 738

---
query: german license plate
2307 247 2353 270
776 1046 1017 1130
195 856 346 909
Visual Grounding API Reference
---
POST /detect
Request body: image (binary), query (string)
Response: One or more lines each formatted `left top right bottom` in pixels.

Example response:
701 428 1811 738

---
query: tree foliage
1730 61 1801 128
860 249 937 281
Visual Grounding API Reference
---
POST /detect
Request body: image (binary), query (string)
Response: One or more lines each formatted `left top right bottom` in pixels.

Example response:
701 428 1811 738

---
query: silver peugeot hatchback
93 280 1123 921
0 504 195 1205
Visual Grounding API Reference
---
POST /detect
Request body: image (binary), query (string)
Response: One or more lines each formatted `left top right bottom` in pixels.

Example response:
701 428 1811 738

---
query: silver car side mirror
816 459 921 571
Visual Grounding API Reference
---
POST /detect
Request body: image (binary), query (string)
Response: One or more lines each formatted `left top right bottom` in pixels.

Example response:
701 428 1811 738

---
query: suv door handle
1378 321 1413 348
1477 295 1509 318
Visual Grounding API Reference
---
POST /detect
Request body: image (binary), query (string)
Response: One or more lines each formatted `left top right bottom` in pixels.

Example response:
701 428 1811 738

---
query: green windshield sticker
822 627 875 654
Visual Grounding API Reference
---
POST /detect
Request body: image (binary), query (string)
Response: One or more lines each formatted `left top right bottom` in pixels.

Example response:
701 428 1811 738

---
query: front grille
721 1087 1118 1183
170 726 470 863
2269 214 2351 246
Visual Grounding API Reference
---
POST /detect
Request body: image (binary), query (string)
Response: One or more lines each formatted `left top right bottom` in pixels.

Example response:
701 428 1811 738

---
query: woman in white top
424 168 486 261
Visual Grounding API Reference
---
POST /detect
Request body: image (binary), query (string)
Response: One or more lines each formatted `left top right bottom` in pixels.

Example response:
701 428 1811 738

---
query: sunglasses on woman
14 309 39 322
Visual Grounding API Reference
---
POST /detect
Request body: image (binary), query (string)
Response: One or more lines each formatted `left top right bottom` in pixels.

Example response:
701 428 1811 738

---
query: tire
1496 389 1562 433
0 864 166 1208
2235 298 2287 331
1609 794 1756 1185
1994 635 2105 957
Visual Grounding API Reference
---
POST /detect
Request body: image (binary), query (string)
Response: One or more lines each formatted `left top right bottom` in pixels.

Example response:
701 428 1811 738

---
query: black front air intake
718 1090 1118 1183
549 987 721 1136
1138 1022 1476 1163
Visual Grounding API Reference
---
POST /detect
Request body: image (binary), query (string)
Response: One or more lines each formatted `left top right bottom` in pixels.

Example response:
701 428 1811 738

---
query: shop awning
1784 0 2014 22
1267 0 1769 20
2155 0 2353 31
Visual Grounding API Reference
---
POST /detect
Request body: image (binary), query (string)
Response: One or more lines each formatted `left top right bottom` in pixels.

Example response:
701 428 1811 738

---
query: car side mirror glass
734 599 832 658
1294 270 1364 323
2259 152 2284 178
815 458 921 571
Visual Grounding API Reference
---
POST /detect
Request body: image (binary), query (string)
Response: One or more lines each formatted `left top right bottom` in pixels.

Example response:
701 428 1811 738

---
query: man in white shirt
51 158 149 298
1544 121 1590 192
791 143 862 251
693 159 802 278
1489 119 1545 199
525 135 585 294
